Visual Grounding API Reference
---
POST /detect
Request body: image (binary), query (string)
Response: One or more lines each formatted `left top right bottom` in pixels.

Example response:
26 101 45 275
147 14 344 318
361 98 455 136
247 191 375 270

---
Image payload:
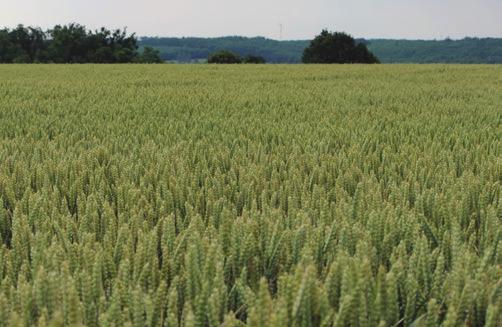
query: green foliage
135 46 163 63
139 36 502 64
207 51 266 64
302 30 379 64
140 36 306 63
208 50 242 64
367 38 502 63
0 64 500 326
243 55 266 64
0 24 157 64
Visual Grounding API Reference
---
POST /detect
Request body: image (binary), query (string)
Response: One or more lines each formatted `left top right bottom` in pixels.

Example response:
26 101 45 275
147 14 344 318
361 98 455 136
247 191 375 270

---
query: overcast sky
2 0 502 40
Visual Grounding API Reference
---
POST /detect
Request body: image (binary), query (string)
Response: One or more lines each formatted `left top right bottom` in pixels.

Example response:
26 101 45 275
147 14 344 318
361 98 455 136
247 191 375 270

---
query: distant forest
140 36 502 63
140 37 306 63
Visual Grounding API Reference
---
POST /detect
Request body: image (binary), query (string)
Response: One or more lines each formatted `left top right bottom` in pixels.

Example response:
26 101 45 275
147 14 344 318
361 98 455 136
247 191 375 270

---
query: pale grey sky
2 0 502 40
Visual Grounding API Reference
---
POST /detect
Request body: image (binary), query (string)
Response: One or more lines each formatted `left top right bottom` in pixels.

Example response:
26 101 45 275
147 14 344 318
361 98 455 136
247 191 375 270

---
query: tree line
207 50 266 64
207 30 379 64
0 24 162 63
140 36 502 64
140 36 305 63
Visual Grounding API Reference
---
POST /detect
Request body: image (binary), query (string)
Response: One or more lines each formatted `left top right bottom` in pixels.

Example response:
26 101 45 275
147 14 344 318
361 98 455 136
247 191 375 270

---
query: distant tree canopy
142 36 300 63
139 36 502 64
207 50 267 64
302 30 379 64
135 46 164 63
0 24 163 63
207 50 242 64
243 55 266 64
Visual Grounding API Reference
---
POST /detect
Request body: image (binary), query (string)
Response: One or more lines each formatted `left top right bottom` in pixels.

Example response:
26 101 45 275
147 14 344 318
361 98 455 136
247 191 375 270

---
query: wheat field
0 65 500 326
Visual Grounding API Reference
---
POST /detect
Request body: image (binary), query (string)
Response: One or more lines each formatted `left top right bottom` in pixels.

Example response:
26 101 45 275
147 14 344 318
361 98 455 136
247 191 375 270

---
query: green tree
0 29 14 62
0 24 161 63
136 46 163 63
49 25 139 63
106 28 138 63
0 25 48 63
48 24 89 63
243 55 266 64
302 30 379 64
207 50 242 64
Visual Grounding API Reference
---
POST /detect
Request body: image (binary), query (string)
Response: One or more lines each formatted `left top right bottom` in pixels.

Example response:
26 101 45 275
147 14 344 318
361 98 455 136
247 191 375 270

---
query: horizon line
138 34 502 42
